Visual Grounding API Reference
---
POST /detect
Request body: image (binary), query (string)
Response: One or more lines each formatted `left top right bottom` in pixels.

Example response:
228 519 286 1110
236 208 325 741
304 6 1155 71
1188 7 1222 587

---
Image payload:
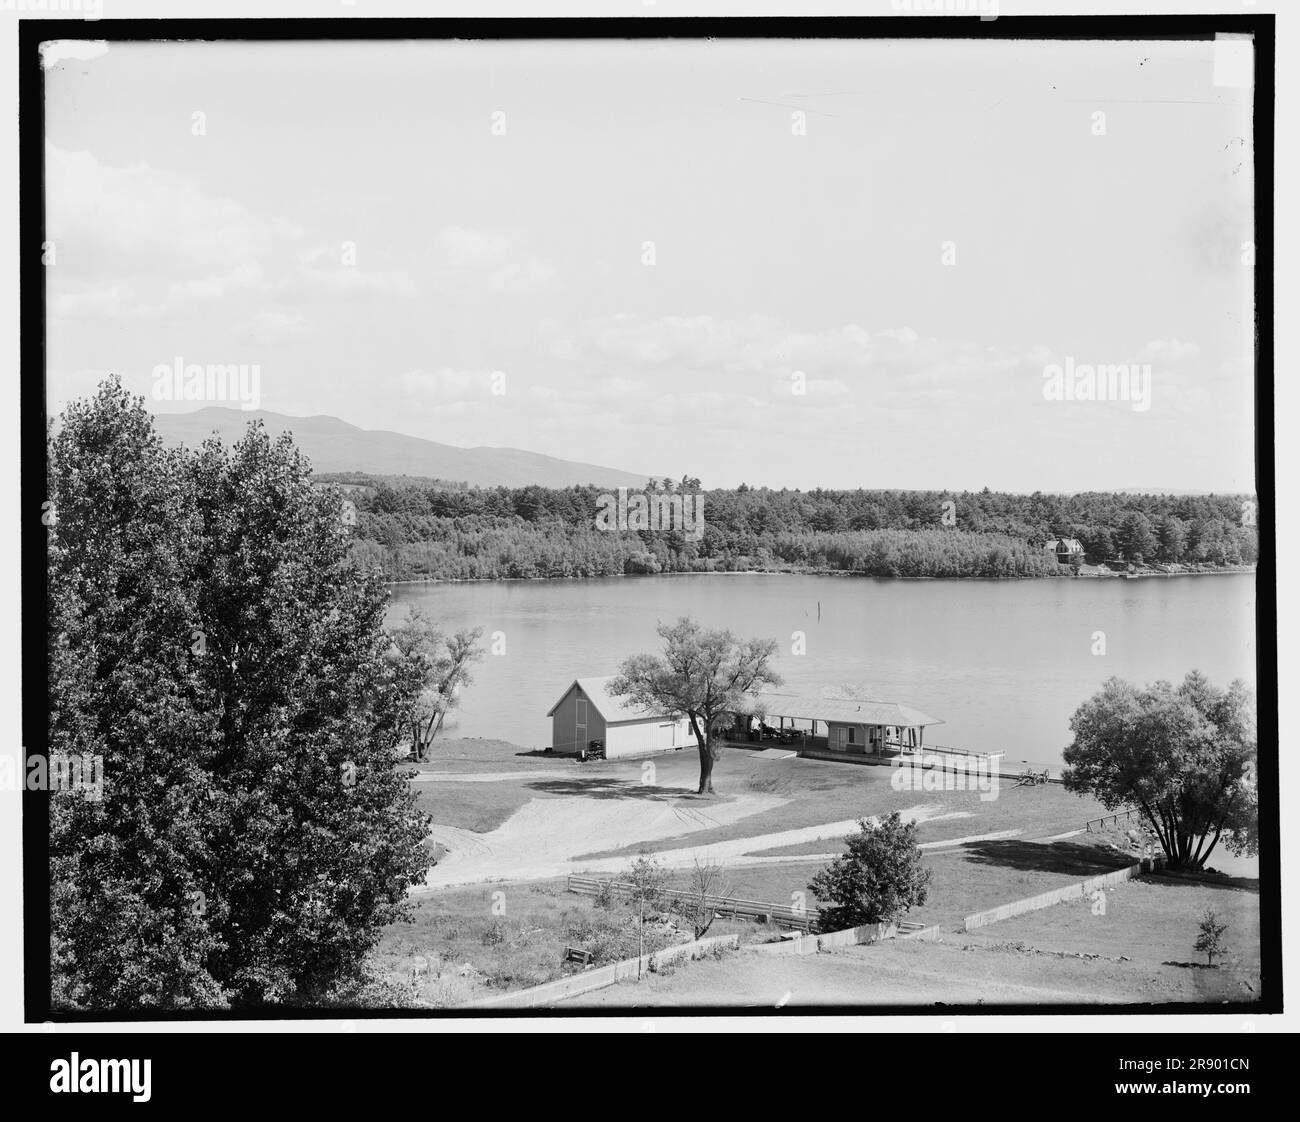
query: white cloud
45 144 421 326
487 257 556 293
45 143 280 319
248 309 309 346
1139 339 1202 364
431 226 555 293
400 367 500 405
434 226 514 267
49 285 165 321
168 263 265 306
548 314 972 384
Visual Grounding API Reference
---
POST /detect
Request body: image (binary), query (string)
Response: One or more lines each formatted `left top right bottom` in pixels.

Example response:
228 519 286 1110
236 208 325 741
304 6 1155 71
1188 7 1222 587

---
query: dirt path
409 769 577 784
412 799 1011 892
413 790 788 892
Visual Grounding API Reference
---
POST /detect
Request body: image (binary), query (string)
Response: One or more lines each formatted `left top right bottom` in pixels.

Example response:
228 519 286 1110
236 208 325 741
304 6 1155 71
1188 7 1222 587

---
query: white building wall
604 718 690 758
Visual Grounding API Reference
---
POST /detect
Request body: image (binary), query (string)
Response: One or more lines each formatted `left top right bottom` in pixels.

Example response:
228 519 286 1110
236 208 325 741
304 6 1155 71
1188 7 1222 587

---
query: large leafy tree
1157 515 1188 563
1116 511 1159 564
386 605 484 760
1062 672 1258 870
48 379 430 1010
610 617 780 794
807 812 931 933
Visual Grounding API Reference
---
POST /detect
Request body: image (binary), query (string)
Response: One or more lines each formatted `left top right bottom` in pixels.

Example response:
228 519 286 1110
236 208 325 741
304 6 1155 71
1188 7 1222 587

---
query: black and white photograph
5 0 1292 1089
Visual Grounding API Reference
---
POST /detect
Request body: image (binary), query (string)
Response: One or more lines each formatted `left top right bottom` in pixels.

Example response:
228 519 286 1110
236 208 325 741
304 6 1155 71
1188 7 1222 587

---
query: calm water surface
387 573 1257 769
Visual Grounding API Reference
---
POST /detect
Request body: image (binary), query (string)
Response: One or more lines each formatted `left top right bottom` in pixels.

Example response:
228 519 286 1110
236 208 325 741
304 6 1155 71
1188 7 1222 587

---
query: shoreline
383 565 1257 588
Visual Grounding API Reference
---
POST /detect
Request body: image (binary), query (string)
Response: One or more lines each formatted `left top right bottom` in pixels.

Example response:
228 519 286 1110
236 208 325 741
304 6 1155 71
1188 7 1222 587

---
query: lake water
387 573 1258 768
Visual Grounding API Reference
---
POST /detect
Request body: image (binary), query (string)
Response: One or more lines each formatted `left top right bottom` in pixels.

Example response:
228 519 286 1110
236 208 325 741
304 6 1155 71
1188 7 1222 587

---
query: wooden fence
962 856 1165 931
1085 808 1142 832
567 874 817 931
745 921 894 956
460 932 740 1009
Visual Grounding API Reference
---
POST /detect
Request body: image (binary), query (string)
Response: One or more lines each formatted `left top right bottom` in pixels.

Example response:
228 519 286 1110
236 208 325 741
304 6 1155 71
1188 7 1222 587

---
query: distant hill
150 408 656 489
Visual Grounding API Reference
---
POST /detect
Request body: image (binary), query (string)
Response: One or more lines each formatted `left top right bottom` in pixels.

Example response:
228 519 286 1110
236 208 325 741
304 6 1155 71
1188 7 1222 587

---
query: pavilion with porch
729 689 944 759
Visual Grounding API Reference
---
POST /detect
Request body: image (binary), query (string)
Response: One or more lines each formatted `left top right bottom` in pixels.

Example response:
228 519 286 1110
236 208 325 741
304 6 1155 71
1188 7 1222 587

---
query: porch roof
737 691 943 728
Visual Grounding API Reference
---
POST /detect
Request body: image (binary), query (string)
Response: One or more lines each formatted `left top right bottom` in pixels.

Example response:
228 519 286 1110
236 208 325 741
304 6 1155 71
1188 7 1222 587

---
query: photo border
20 11 1279 1022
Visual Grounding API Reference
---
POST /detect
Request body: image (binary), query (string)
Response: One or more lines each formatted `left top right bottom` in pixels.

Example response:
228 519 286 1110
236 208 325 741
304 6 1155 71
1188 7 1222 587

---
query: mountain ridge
150 407 657 489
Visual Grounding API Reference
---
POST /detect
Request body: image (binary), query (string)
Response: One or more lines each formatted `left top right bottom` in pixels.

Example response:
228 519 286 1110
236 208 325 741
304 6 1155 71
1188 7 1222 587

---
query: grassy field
959 871 1261 998
410 780 533 835
566 750 1114 859
563 873 1263 1008
374 736 1254 1008
409 737 553 772
410 739 1114 849
371 877 767 1007
407 737 574 833
613 834 1135 930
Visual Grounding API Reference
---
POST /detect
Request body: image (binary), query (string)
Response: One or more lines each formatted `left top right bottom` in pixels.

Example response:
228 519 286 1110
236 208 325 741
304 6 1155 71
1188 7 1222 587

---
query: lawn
959 871 1261 1000
408 736 560 773
381 737 1227 1007
410 780 535 835
562 934 1258 1009
602 834 1135 931
406 737 590 833
407 739 1115 857
571 750 1113 860
562 872 1263 1008
906 836 1135 927
370 877 767 1007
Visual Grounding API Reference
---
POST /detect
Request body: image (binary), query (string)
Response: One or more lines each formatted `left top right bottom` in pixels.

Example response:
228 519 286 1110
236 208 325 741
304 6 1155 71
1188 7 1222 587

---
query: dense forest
322 474 1261 582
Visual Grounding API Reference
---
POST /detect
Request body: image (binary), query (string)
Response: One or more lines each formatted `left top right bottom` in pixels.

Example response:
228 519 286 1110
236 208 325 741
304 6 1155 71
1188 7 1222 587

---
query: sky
42 35 1257 492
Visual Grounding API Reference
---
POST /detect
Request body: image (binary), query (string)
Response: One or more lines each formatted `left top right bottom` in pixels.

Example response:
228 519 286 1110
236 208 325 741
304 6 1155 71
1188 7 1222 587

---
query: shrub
808 812 931 933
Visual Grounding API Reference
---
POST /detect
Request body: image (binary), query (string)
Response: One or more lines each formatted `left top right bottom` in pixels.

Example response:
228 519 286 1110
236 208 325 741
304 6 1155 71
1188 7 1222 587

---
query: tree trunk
410 720 424 761
1194 820 1225 870
696 738 715 795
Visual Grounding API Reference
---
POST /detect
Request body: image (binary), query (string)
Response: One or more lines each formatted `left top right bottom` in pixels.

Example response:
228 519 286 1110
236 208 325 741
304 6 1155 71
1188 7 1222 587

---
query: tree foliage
48 379 431 1010
807 812 931 933
1062 672 1258 870
610 618 781 794
329 474 1259 581
1195 908 1229 966
678 857 734 941
1116 512 1159 564
386 605 483 759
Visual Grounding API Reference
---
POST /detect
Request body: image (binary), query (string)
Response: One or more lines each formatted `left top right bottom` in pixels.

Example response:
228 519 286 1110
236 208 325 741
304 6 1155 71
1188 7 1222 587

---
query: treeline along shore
327 475 1260 583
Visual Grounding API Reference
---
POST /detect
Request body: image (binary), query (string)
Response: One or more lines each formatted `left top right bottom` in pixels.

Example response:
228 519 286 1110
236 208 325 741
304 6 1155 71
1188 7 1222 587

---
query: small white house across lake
547 676 691 758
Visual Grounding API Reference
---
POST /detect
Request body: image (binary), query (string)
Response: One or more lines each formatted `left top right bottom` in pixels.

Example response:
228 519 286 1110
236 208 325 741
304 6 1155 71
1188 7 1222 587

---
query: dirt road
413 795 1001 892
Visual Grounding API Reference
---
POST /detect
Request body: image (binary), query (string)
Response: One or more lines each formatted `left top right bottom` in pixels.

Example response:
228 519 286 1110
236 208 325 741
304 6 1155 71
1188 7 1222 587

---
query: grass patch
575 755 1113 861
409 737 548 772
411 780 534 835
956 874 1261 1002
371 878 739 1007
593 836 1139 936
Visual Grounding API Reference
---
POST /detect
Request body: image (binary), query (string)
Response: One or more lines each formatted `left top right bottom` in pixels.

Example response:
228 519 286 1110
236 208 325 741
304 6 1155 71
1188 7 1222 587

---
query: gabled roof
737 689 942 728
546 676 677 723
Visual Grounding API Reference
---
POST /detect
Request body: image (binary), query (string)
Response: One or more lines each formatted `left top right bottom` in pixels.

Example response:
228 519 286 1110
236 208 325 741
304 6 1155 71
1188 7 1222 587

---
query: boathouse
733 690 944 758
546 676 691 758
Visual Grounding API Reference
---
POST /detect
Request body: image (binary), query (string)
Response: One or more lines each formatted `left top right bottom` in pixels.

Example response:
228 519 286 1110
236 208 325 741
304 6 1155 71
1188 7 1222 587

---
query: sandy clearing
413 801 987 892
413 790 790 892
409 769 577 784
